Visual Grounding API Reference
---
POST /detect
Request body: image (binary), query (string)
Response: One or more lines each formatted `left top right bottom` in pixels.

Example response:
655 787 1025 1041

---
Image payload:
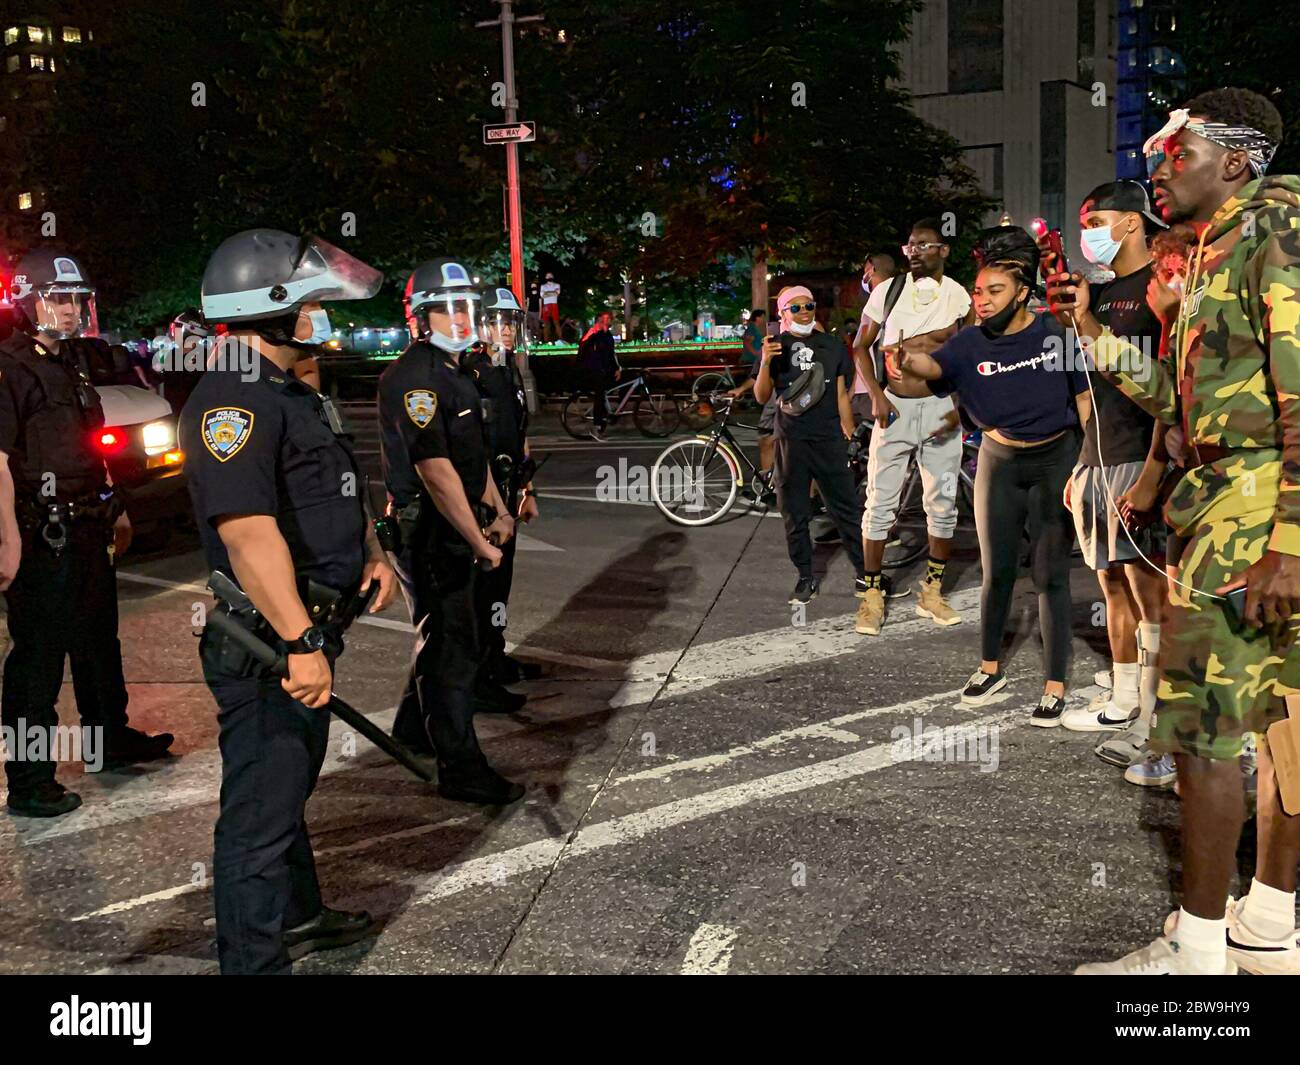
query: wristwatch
285 625 326 656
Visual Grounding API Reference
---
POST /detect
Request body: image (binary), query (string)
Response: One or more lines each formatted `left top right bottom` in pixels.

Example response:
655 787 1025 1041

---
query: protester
1058 88 1300 975
577 311 619 440
897 228 1089 724
540 272 561 342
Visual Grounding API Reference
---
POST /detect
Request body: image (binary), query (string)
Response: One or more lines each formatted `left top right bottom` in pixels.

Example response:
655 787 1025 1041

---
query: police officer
377 258 524 806
471 287 541 694
180 229 396 974
0 248 173 818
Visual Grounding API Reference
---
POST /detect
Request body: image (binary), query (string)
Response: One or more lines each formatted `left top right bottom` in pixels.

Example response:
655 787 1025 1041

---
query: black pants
475 485 518 682
2 523 129 793
584 369 615 429
974 432 1079 682
201 631 336 975
773 431 865 580
391 533 487 766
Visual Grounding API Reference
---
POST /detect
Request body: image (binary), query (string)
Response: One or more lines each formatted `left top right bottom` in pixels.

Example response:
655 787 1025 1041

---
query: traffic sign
483 121 536 145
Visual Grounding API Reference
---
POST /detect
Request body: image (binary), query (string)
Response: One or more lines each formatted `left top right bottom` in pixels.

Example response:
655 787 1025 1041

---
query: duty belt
16 490 124 555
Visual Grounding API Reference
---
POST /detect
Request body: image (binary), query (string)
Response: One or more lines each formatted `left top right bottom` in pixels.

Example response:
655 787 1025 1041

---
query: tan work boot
915 579 961 626
855 588 885 635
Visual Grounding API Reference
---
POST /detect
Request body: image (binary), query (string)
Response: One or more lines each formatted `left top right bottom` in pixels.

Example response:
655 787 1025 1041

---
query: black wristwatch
285 625 327 656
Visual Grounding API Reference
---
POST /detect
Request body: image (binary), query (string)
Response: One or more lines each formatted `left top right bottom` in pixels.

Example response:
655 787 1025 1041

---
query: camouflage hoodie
1091 174 1300 555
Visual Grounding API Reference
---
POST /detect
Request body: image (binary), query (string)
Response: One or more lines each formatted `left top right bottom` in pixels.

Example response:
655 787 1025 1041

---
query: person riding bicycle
852 218 971 637
578 311 619 441
754 286 866 606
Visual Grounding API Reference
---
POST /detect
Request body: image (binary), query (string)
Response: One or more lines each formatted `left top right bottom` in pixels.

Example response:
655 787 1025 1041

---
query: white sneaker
1076 919 1236 975
1062 698 1138 733
1095 669 1112 690
1226 896 1300 975
1124 751 1177 787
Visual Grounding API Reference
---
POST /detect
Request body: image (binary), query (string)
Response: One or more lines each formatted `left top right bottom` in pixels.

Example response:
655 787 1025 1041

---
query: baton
204 609 436 784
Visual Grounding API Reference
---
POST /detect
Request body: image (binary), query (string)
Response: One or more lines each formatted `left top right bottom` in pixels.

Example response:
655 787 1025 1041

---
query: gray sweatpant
862 392 961 540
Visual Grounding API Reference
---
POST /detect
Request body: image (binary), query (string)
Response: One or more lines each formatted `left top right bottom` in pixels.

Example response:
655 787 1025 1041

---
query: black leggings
974 431 1079 682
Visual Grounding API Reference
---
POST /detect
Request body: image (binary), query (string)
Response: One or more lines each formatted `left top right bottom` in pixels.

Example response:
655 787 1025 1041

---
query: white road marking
681 923 738 974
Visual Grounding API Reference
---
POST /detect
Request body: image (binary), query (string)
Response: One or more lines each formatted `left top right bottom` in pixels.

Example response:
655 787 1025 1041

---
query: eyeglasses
901 242 946 256
785 302 816 314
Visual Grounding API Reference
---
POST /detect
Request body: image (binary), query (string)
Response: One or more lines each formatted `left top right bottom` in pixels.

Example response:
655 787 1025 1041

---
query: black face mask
982 289 1027 335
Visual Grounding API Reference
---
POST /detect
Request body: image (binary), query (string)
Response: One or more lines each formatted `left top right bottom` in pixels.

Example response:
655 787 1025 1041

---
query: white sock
1112 661 1139 712
1241 878 1297 942
1137 623 1160 730
1174 908 1229 972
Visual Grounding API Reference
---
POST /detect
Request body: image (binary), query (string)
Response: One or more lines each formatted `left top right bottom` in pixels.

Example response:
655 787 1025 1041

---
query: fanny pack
778 362 826 417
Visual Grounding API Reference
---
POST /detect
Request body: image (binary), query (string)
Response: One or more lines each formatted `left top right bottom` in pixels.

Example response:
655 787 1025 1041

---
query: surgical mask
861 276 872 293
1080 223 1124 266
981 291 1025 335
787 319 814 336
298 308 332 345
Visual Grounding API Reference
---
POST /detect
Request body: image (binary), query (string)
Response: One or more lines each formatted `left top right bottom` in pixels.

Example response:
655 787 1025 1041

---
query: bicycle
650 394 773 526
561 373 682 439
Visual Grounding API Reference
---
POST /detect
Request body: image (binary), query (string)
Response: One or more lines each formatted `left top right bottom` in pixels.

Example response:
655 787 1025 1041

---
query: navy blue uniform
377 342 493 768
180 356 367 975
0 333 132 796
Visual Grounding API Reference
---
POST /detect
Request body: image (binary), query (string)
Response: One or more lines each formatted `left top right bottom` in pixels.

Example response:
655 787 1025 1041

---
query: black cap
1082 180 1167 232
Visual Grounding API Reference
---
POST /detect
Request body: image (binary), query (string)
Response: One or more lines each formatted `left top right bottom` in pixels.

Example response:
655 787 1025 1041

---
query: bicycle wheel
561 393 595 439
882 462 929 569
691 372 731 403
651 437 740 526
634 391 681 437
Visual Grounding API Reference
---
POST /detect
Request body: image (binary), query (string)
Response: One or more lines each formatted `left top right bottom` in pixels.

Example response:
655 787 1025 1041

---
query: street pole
479 0 543 412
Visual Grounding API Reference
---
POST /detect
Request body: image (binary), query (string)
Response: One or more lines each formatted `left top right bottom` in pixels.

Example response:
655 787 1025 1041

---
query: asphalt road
0 404 1248 975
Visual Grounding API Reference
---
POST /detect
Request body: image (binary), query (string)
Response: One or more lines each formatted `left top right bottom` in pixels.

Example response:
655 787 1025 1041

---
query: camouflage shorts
1152 510 1300 760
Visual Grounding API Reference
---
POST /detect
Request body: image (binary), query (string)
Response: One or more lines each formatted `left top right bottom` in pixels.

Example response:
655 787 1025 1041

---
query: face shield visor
282 235 384 305
33 286 97 340
417 293 482 354
480 306 524 362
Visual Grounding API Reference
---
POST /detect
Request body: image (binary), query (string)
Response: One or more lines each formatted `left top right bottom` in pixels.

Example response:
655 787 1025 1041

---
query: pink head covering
776 286 814 315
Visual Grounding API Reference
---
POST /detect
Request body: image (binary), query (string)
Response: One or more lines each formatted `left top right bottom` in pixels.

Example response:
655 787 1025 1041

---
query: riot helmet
405 258 481 354
479 286 525 364
10 248 99 340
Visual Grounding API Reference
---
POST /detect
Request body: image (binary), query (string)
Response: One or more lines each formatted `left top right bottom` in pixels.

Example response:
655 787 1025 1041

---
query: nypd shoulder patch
404 389 438 428
201 407 254 462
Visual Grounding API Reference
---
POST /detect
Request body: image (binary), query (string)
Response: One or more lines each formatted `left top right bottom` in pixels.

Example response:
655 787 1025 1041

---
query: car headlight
142 420 176 455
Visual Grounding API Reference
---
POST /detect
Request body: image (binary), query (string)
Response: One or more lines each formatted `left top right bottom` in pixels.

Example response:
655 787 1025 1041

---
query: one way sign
483 122 536 145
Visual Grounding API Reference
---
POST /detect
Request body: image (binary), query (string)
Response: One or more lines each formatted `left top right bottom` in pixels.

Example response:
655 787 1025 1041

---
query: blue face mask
1080 222 1124 267
299 308 332 345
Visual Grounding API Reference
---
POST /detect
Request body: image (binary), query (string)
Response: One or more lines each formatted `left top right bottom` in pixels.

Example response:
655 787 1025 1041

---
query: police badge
405 389 437 428
201 407 254 462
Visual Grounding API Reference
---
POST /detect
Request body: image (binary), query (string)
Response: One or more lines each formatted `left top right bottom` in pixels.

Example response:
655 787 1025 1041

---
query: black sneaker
7 780 82 818
1030 693 1067 728
960 668 1007 705
99 727 174 771
283 907 376 961
474 686 528 715
438 759 525 805
789 577 819 605
881 573 912 599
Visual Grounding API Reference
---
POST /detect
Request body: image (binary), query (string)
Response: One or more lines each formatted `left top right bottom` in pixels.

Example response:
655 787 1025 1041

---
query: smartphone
1045 228 1069 278
1223 585 1249 627
1030 217 1069 279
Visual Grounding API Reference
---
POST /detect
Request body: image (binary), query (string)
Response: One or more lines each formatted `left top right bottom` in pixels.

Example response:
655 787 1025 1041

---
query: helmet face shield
33 287 96 340
481 307 524 357
420 294 481 353
286 235 384 304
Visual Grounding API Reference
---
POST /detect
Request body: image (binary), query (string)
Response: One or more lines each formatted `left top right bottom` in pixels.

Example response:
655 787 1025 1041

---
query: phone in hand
1030 217 1069 278
1223 585 1249 627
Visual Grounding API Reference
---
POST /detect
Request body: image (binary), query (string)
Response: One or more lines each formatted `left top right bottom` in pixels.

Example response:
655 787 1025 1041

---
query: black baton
205 610 436 783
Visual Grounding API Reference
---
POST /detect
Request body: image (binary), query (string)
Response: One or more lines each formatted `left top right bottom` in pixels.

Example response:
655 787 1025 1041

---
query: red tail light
97 429 127 454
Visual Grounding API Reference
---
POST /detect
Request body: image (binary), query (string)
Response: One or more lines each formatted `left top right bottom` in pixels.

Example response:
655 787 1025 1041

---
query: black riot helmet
404 257 481 354
201 229 383 347
10 248 99 340
479 286 525 364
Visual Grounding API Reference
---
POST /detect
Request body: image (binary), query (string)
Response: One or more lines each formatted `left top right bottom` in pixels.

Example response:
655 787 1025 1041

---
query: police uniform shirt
377 342 488 510
767 330 853 441
179 356 367 592
0 332 109 500
468 349 526 469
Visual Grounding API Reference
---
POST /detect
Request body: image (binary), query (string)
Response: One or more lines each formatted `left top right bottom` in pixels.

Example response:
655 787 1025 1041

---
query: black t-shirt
1079 262 1162 467
929 314 1088 441
377 341 488 512
0 333 109 500
768 330 852 441
179 357 367 592
578 329 617 376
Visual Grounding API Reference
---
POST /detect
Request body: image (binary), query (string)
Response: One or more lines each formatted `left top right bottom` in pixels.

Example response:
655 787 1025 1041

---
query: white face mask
298 307 331 345
1080 221 1125 266
787 319 814 336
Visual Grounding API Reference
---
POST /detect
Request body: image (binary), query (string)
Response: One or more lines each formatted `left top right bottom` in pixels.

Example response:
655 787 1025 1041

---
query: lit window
4 27 17 45
18 191 32 210
62 26 81 44
48 55 55 72
27 26 44 44
29 54 44 70
5 55 17 73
